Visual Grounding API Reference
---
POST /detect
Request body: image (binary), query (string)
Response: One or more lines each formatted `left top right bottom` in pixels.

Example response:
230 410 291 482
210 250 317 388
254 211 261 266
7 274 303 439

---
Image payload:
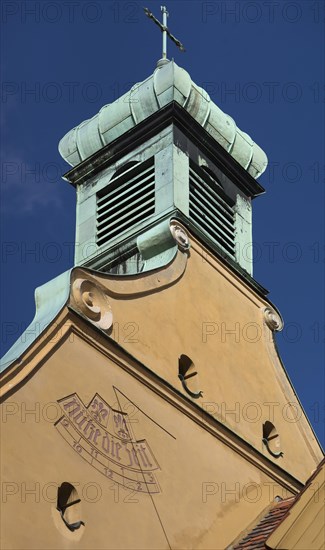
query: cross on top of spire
144 6 185 62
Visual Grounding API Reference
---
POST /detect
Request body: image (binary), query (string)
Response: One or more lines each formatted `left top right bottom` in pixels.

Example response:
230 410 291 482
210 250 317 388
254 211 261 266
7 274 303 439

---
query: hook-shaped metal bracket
178 374 203 399
262 438 284 458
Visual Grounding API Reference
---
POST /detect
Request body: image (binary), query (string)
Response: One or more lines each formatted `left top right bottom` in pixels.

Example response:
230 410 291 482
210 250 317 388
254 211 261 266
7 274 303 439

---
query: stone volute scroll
263 307 283 332
70 278 113 331
170 220 190 251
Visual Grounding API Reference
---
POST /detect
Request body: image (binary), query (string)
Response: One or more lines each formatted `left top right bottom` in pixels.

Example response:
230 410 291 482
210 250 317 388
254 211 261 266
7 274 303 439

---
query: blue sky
1 0 324 447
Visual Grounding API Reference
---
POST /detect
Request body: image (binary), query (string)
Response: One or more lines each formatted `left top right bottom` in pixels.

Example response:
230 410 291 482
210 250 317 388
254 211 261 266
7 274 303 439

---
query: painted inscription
55 393 160 494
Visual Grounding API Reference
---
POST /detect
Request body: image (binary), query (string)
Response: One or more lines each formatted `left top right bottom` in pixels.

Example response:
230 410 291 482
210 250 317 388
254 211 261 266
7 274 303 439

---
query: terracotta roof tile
232 498 295 550
229 460 325 550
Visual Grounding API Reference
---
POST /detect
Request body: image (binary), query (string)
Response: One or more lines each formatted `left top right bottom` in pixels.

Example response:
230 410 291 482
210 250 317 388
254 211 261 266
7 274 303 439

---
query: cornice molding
63 102 265 198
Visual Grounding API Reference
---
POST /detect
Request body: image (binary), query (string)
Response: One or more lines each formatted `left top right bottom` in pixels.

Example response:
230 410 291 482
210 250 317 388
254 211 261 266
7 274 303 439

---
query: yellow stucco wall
85 234 322 481
267 461 325 549
1 334 298 550
1 228 322 549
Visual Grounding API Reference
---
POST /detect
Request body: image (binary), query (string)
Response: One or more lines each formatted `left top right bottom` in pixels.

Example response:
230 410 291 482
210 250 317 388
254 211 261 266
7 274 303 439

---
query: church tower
58 57 265 278
1 8 323 549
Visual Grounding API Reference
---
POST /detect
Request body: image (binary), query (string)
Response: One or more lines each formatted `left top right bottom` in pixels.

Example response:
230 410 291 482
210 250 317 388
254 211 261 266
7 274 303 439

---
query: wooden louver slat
96 158 155 248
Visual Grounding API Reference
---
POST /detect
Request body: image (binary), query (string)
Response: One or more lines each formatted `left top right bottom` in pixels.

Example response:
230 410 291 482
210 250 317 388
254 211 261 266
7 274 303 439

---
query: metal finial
143 5 185 62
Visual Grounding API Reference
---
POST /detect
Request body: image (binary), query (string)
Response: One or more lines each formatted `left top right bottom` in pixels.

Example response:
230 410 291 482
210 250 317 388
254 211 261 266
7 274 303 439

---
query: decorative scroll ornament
263 307 283 332
170 221 190 251
71 279 113 330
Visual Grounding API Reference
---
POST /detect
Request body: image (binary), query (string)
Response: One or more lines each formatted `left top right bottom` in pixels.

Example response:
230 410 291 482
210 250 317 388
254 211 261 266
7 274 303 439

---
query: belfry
1 7 324 549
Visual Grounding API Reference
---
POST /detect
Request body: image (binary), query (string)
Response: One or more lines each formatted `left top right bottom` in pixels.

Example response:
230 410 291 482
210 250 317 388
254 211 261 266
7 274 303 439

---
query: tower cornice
63 102 265 199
